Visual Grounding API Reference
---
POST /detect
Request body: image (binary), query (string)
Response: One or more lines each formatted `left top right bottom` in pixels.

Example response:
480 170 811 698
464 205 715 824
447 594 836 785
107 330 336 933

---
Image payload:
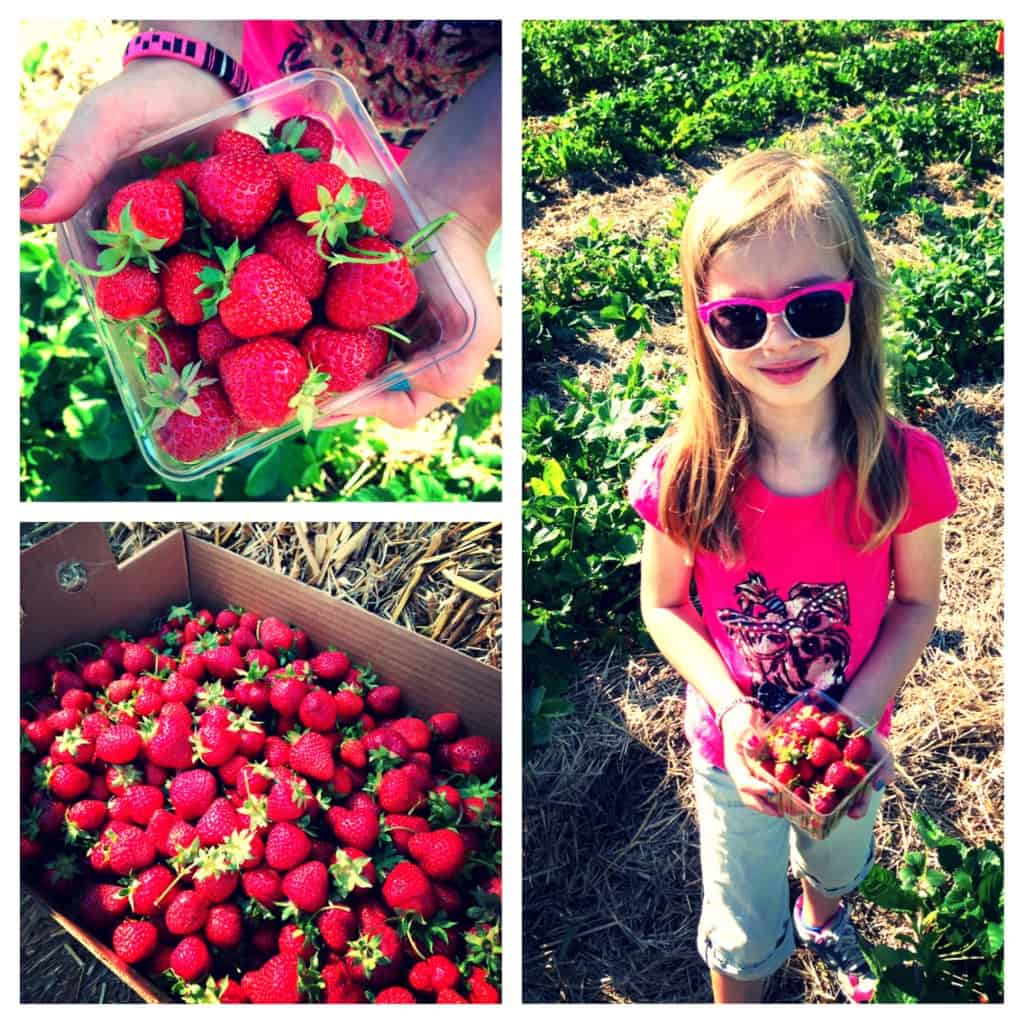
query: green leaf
22 40 48 77
455 385 501 441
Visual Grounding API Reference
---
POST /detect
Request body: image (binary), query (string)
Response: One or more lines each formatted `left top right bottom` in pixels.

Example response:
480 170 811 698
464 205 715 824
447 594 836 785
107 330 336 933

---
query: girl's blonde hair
658 150 908 561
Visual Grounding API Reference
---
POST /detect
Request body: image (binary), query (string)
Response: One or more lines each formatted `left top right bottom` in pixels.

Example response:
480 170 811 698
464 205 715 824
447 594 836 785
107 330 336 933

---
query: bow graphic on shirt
718 572 851 713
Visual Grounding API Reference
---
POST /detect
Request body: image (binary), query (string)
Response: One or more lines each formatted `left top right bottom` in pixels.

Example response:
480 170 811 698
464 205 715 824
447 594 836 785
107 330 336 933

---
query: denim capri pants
692 759 884 981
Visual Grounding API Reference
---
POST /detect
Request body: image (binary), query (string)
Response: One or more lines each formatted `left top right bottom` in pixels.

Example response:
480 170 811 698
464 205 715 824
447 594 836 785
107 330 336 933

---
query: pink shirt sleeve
895 425 959 534
627 443 669 531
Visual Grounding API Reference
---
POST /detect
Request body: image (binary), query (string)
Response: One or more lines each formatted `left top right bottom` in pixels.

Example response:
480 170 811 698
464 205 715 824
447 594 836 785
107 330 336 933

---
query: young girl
629 151 957 1004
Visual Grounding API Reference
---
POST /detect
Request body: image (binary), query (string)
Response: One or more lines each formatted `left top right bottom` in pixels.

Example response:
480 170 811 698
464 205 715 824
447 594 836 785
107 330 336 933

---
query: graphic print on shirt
717 572 851 713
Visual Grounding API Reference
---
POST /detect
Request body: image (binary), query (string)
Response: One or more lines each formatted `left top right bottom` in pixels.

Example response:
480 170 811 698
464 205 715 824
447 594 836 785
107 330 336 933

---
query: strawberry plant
857 810 1003 1003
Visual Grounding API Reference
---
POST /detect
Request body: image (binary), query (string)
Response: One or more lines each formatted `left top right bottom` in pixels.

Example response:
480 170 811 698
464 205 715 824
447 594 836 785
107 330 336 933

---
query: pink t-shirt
628 422 958 770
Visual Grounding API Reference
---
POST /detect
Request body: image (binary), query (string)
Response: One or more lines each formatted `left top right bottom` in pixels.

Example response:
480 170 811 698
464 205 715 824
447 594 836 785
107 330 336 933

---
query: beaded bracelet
714 695 761 733
123 30 251 96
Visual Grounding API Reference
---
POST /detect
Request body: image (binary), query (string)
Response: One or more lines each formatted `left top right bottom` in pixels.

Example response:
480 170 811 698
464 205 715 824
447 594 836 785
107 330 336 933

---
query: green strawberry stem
402 211 457 253
66 252 133 279
372 323 413 345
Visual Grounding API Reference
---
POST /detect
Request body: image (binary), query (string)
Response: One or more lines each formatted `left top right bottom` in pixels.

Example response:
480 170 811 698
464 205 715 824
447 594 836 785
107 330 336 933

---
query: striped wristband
123 31 251 96
714 695 761 732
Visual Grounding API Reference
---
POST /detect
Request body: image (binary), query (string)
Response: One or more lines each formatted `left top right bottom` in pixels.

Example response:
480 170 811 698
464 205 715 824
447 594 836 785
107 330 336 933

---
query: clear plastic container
58 69 478 483
740 690 890 840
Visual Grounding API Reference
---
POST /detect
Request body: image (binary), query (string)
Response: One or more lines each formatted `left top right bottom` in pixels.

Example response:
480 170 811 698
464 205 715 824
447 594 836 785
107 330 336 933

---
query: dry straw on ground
20 521 501 1002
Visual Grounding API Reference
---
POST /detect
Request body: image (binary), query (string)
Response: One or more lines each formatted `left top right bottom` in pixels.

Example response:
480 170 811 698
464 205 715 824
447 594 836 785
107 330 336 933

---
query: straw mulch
21 521 501 1003
524 382 1003 1004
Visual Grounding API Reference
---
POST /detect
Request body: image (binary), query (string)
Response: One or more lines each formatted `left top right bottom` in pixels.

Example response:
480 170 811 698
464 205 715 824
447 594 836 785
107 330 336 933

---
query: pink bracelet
123 30 251 96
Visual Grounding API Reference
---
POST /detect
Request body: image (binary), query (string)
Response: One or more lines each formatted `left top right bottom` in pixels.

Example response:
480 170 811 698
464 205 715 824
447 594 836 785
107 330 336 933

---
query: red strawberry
270 150 309 189
382 861 438 918
299 325 388 393
46 763 90 801
164 889 210 936
242 953 300 1004
311 649 350 680
468 967 500 1003
289 732 335 782
437 988 469 1004
317 906 357 951
377 768 423 814
160 252 218 326
819 712 854 740
213 128 265 157
442 735 499 778
324 236 417 329
407 828 467 882
94 723 142 764
843 733 873 763
169 934 213 982
143 705 195 769
94 264 161 320
215 253 313 339
429 712 461 742
265 821 313 871
122 783 165 825
155 160 202 191
122 643 156 674
807 736 843 769
242 866 283 907
257 218 329 299
347 177 394 235
66 798 107 834
376 987 415 1004
774 761 799 787
288 160 348 218
261 617 296 657
196 317 240 368
326 804 379 850
282 860 329 913
204 902 244 948
169 769 218 821
107 823 156 874
267 771 314 822
194 153 281 241
125 863 177 915
112 918 159 964
106 178 184 248
365 684 402 717
155 377 238 461
272 115 334 160
339 737 368 769
219 336 323 430
810 782 840 815
80 657 116 689
408 954 461 994
299 688 337 731
346 926 404 988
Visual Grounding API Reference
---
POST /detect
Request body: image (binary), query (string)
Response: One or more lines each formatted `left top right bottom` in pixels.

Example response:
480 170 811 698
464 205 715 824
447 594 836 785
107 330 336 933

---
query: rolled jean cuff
696 917 795 982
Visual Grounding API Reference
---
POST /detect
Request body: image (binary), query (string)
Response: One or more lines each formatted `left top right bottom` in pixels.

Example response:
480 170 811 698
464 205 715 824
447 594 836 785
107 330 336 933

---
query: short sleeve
627 442 669 531
895 425 958 534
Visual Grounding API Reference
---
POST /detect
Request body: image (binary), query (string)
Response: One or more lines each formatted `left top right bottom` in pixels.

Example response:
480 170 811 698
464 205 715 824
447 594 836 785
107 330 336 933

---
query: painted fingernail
387 373 411 393
20 187 48 212
873 776 885 790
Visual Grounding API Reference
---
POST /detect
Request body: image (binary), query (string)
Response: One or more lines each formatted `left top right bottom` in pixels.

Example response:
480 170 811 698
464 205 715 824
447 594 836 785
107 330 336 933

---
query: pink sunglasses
698 279 856 350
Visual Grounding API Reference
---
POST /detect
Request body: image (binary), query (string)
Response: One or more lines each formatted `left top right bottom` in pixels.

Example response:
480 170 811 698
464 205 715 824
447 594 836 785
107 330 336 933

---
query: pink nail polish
20 187 48 212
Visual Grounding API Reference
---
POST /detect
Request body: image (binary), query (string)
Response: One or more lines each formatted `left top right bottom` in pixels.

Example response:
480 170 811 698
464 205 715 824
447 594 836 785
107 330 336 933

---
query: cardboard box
21 523 501 1003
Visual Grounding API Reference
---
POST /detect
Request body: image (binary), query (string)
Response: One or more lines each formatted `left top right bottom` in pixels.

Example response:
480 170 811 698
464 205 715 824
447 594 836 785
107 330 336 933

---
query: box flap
184 535 501 741
20 525 190 664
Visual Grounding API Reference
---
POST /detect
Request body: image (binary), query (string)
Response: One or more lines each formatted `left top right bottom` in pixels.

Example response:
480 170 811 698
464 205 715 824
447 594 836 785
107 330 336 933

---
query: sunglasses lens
708 304 767 350
786 289 847 338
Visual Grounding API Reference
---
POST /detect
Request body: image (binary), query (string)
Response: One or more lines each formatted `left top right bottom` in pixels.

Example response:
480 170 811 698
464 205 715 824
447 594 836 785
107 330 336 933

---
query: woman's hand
719 702 783 817
20 58 235 229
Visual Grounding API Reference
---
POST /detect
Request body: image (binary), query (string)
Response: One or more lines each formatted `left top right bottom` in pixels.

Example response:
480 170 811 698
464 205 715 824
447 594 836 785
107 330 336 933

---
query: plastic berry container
740 691 890 841
57 69 478 483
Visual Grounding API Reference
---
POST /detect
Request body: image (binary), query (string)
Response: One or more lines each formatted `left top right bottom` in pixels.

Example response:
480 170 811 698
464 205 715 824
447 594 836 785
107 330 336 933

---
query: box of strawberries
741 691 889 841
57 70 477 482
20 524 501 1003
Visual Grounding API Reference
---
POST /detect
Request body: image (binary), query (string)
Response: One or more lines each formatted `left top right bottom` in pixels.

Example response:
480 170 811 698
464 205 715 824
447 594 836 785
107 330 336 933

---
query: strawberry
774 761 799 787
197 635 245 680
317 906 357 951
204 902 244 948
270 150 310 189
382 861 438 918
335 690 365 723
408 954 461 994
823 759 862 791
194 152 281 241
122 643 156 675
107 823 156 874
257 218 329 299
205 248 313 340
122 783 165 825
261 617 296 657
429 712 461 742
311 649 350 681
169 934 213 982
346 926 404 988
155 160 202 191
94 723 142 764
338 737 368 769
807 736 843 769
282 860 329 913
267 771 314 822
299 688 337 732
242 953 301 1004
442 735 499 778
467 967 500 1003
272 115 334 161
299 325 388 393
169 769 218 821
198 316 239 367
94 264 161 320
323 237 416 329
243 866 283 907
407 828 468 882
271 676 308 717
365 684 402 718
45 763 90 801
213 128 265 158
809 782 840 815
376 987 415 1004
165 889 210 936
125 863 177 915
437 988 469 1004
157 252 217 326
843 733 873 763
288 160 348 218
326 804 379 851
143 704 195 769
106 178 185 248
390 716 432 752
818 712 854 741
290 731 335 782
81 658 116 689
377 768 423 814
112 918 159 964
265 821 313 871
347 177 394 235
219 336 326 431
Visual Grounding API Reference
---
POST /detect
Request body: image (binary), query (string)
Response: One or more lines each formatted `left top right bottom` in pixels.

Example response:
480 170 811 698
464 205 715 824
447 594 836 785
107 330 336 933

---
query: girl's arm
640 524 779 815
841 519 945 727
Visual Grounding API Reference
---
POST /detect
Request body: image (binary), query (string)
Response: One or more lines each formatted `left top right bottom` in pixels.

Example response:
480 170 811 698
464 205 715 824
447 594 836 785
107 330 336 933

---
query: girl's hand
719 703 783 817
846 749 895 819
